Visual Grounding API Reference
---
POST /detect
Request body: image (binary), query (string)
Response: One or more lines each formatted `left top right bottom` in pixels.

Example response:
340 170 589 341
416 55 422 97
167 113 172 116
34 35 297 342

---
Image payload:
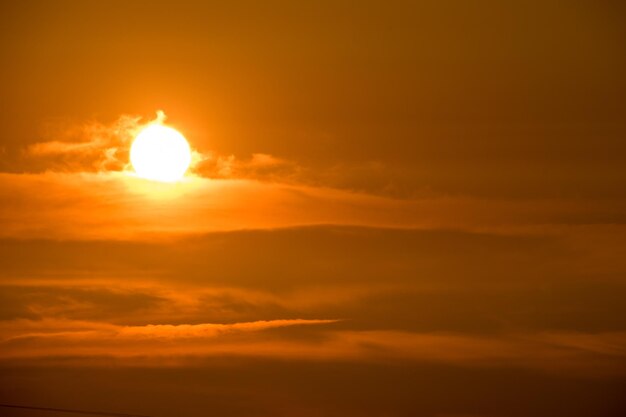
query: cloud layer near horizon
2 317 625 379
1 226 625 377
0 112 624 417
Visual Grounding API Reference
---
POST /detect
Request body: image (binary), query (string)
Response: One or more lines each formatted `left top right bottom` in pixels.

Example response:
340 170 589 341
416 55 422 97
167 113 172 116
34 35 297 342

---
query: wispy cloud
25 113 145 173
23 112 303 184
1 318 624 376
0 318 339 343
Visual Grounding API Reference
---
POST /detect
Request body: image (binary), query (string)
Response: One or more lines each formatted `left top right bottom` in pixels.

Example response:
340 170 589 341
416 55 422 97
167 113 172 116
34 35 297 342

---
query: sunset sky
1 1 626 416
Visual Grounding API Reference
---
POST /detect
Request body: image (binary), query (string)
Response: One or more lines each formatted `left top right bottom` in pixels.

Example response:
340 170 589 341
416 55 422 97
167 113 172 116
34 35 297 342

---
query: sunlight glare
130 124 192 182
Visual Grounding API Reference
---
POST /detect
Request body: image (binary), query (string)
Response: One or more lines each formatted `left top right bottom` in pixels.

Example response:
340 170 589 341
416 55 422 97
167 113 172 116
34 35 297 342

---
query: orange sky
1 1 626 417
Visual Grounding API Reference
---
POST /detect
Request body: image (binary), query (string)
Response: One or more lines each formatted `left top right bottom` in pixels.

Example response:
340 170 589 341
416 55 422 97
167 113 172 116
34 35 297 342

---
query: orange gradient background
1 1 625 416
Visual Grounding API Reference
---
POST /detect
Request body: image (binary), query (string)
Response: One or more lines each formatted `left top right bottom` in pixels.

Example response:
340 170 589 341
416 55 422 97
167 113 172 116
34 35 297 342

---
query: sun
130 124 192 182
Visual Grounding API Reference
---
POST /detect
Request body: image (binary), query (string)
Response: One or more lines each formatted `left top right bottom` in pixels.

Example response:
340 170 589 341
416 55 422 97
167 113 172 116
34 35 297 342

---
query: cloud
0 317 338 343
194 152 303 182
1 317 624 376
17 112 626 205
2 226 625 342
1 170 626 240
22 116 414 197
0 225 625 378
9 106 626 240
3 111 626 389
0 318 341 361
25 113 145 173
0 171 421 239
14 113 486 199
22 112 307 186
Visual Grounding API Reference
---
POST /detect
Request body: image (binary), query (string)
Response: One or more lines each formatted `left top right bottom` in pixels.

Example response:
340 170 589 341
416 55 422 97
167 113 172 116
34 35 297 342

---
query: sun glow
130 124 192 182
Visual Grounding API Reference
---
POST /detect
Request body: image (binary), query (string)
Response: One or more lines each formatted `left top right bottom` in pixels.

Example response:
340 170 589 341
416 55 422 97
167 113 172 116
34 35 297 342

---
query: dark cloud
1 227 625 370
0 286 165 323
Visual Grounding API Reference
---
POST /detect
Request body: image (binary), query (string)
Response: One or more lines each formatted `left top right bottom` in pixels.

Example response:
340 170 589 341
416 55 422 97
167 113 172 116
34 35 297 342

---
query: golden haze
1 1 625 417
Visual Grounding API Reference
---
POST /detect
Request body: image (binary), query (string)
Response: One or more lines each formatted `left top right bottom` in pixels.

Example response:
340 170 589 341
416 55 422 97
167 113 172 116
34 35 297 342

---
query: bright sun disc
130 124 192 182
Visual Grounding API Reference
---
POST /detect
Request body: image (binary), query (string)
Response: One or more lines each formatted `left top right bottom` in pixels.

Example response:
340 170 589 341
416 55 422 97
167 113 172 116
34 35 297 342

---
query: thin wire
0 403 152 417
